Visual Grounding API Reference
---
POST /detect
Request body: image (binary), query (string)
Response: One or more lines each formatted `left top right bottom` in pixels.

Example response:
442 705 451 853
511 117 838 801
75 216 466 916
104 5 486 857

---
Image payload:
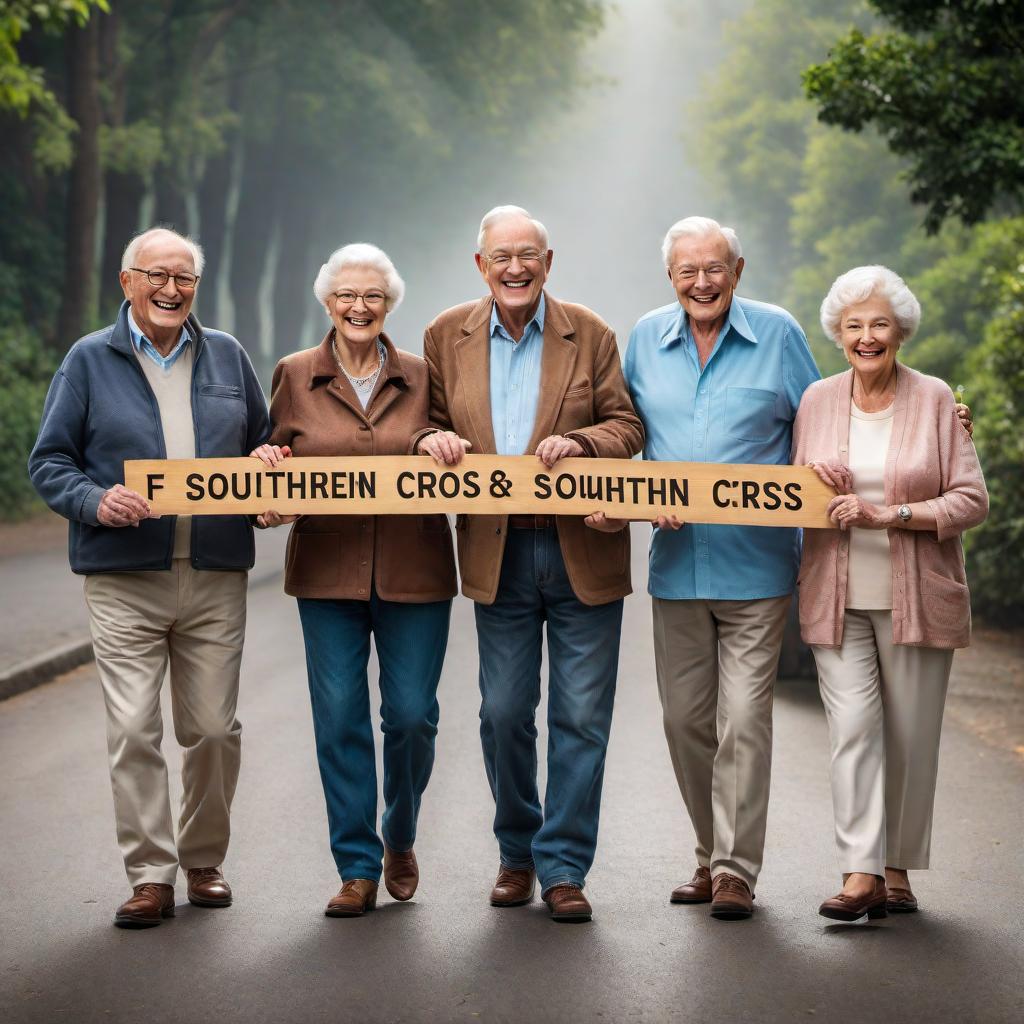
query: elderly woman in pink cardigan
792 265 987 923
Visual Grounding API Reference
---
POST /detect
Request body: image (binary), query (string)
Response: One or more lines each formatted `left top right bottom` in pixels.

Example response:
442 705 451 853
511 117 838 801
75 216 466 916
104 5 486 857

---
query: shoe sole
710 905 753 920
548 910 592 923
670 894 712 904
490 895 534 907
384 883 417 902
819 904 888 922
187 894 232 908
114 907 174 928
325 904 375 918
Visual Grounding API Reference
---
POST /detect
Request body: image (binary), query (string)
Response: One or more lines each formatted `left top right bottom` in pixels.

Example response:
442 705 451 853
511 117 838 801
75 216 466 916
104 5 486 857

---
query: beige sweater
792 364 988 649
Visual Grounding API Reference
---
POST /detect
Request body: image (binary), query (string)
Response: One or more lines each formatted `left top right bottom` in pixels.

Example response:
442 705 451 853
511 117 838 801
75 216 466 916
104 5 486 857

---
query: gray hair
121 227 205 276
820 265 921 347
476 205 549 252
661 216 742 269
312 243 405 312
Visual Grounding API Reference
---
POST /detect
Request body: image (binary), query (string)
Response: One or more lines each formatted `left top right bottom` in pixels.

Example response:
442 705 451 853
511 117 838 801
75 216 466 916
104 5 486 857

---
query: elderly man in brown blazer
417 205 643 921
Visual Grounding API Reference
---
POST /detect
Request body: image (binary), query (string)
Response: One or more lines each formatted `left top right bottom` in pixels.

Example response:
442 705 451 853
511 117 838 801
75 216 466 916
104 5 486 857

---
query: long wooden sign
124 455 834 528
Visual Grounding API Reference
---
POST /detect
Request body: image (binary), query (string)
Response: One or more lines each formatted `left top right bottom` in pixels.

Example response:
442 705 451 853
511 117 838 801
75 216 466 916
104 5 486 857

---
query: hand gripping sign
124 455 834 528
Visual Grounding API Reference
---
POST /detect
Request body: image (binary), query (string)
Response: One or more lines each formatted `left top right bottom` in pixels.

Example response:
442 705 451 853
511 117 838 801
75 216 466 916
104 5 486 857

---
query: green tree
803 0 1024 231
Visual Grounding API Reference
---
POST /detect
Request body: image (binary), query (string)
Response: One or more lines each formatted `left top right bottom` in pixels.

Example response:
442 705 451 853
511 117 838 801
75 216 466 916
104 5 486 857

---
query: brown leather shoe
710 872 754 920
114 883 175 928
886 886 919 913
383 845 418 902
819 879 887 922
186 867 232 908
490 866 536 907
325 879 378 917
671 865 712 904
543 884 593 922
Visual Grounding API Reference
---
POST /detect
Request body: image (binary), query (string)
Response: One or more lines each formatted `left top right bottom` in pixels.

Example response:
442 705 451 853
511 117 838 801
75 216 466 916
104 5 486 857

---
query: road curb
0 638 95 702
0 568 283 703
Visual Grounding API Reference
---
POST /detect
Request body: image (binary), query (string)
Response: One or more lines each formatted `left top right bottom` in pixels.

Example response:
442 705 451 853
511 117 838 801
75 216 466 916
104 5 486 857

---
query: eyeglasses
483 251 546 269
333 289 387 307
129 267 200 289
671 265 734 283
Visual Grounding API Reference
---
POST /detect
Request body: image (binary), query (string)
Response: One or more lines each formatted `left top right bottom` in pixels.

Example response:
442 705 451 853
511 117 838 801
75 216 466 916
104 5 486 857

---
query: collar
309 328 409 388
659 295 758 349
127 306 191 367
489 292 546 341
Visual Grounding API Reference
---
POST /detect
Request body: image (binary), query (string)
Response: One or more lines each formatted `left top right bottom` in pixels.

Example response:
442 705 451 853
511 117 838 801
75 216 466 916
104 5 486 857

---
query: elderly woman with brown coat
253 243 457 917
793 265 988 922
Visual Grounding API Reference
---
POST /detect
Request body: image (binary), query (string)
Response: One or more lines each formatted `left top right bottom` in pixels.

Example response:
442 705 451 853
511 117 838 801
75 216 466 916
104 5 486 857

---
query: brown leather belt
508 514 555 530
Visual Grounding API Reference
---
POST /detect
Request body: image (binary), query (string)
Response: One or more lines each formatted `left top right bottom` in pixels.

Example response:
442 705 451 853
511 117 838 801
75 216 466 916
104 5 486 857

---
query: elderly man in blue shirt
620 215 820 920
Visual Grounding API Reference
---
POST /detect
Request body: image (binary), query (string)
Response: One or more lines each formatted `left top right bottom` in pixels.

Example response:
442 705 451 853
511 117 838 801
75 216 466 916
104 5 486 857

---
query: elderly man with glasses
29 226 270 928
417 205 643 922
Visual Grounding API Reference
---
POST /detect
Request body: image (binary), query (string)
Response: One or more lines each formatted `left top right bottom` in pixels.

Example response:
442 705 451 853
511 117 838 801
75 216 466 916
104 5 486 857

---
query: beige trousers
811 609 953 876
652 595 790 891
84 560 247 887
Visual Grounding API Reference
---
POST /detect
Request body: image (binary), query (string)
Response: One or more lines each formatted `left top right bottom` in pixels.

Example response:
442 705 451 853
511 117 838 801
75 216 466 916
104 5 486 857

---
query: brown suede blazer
422 293 644 606
268 330 457 602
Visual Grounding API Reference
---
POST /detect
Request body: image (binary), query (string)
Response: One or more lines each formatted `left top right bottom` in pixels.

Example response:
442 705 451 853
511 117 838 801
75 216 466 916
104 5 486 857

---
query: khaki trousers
811 609 953 875
84 560 247 887
652 595 790 891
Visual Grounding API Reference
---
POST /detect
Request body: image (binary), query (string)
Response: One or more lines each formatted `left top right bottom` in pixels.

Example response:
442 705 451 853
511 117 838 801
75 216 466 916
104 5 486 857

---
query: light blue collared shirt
127 307 190 370
489 294 546 455
624 295 820 600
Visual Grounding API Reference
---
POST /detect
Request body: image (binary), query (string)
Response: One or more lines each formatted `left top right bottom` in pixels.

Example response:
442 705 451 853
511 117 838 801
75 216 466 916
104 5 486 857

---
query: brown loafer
325 879 378 917
383 845 418 902
710 872 755 920
671 865 712 904
186 866 232 908
490 866 536 907
819 879 887 922
543 884 592 922
886 887 919 913
114 883 175 928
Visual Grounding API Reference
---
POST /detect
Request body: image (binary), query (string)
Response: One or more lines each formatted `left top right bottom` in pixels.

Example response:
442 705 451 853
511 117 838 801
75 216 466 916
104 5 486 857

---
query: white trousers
84 560 247 886
811 609 953 876
652 595 791 892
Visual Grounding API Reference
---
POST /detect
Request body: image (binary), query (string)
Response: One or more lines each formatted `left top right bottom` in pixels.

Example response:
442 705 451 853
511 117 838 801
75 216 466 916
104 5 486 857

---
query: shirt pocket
725 386 778 443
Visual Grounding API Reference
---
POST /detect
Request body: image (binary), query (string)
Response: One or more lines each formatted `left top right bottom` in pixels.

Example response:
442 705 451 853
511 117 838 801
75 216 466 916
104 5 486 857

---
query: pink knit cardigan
792 364 988 649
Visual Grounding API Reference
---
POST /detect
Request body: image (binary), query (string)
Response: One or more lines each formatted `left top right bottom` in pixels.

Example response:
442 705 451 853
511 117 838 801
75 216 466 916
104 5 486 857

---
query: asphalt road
2 529 1022 1024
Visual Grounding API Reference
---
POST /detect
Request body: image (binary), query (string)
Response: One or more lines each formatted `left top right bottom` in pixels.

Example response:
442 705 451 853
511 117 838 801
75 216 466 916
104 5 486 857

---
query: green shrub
964 274 1024 626
0 327 57 520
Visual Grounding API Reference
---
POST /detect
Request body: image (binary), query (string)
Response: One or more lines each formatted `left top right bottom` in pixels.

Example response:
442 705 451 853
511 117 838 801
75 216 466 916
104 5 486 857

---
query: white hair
476 205 549 252
121 227 205 276
312 243 405 312
820 265 921 347
661 216 742 269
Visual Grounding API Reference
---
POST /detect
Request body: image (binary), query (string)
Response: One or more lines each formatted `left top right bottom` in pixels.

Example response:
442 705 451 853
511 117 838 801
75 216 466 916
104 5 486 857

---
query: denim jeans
297 590 452 882
474 526 623 893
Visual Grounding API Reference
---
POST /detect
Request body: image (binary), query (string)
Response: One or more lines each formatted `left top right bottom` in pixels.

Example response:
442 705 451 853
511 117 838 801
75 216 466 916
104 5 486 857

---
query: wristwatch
896 504 913 523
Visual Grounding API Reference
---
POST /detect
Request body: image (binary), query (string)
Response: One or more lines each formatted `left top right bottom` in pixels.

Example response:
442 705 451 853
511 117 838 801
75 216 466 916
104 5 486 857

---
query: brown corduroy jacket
421 293 644 606
268 330 457 603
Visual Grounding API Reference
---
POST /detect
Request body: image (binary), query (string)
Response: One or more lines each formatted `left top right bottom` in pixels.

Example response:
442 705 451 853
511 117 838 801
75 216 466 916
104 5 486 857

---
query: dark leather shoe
543 884 592 922
819 879 887 922
490 866 536 907
383 845 418 902
886 886 919 913
325 879 378 917
710 872 754 920
114 883 175 928
671 865 712 904
186 866 232 908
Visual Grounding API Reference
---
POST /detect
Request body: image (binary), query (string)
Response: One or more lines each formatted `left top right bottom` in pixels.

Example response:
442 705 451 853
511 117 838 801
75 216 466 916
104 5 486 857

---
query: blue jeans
474 526 623 893
297 591 452 882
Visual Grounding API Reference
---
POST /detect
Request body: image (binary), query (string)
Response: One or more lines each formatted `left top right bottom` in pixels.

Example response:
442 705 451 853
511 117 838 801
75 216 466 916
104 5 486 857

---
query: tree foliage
803 0 1024 231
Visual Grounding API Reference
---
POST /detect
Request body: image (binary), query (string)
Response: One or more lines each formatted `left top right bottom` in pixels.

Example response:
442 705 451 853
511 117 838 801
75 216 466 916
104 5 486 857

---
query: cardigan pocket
921 570 970 625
